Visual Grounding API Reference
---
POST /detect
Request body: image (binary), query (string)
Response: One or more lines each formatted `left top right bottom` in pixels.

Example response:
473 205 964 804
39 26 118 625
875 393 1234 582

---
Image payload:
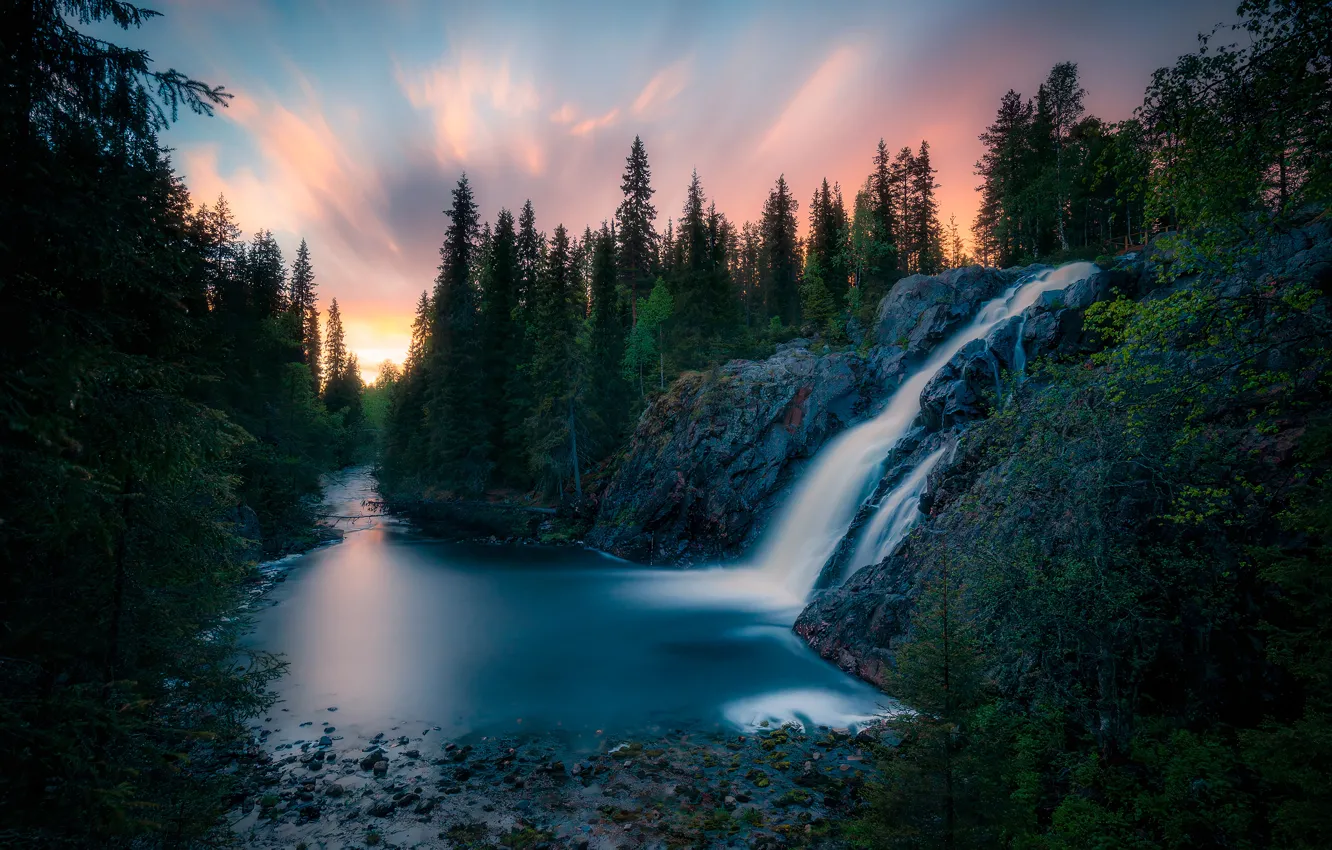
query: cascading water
753 262 1097 600
848 447 946 572
1012 315 1029 380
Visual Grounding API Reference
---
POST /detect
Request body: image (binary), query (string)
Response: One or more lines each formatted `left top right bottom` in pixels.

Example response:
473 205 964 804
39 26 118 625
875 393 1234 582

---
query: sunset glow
111 0 1235 372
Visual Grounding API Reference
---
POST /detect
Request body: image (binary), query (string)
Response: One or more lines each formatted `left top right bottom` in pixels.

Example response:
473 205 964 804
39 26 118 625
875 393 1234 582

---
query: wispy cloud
549 102 577 125
571 107 619 137
756 45 864 158
396 52 544 173
633 56 691 117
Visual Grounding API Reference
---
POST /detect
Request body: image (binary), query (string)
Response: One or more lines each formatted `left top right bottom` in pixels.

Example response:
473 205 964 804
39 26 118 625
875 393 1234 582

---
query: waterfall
847 447 946 573
754 262 1097 600
1012 314 1029 380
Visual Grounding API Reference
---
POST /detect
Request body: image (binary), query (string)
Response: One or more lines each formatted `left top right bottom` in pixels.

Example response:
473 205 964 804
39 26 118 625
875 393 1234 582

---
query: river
246 468 887 754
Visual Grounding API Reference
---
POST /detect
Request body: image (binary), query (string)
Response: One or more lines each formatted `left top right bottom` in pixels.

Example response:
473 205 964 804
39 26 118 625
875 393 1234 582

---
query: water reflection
248 469 888 743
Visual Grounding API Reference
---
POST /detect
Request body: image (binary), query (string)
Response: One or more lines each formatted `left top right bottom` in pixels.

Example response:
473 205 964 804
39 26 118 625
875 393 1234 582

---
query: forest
0 1 369 842
1 0 1329 847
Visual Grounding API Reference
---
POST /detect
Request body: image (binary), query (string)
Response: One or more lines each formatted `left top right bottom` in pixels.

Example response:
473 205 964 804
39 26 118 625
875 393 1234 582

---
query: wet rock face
797 215 1332 688
587 344 886 563
588 267 1034 566
917 339 998 432
873 265 1032 359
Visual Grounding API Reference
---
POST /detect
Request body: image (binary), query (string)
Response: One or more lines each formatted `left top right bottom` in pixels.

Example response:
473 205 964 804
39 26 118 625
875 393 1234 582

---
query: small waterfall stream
1012 314 1029 379
848 447 946 573
754 262 1097 600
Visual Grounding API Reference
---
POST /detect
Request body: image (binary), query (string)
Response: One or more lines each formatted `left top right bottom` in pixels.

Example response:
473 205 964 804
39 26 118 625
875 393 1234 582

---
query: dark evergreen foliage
760 174 802 327
0 2 362 843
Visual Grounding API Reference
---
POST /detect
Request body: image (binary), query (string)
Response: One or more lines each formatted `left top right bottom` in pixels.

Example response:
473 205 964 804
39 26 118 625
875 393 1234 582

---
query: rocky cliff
587 265 1038 563
796 213 1332 687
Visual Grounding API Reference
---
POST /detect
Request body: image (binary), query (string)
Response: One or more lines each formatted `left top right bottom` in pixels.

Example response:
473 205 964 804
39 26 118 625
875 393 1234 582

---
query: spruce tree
889 148 916 271
526 224 582 494
855 555 996 848
735 221 762 327
585 224 629 451
323 298 347 387
760 175 801 327
616 135 658 324
381 291 434 486
1044 62 1086 251
808 177 851 305
974 90 1035 266
480 208 524 482
246 229 286 319
289 238 321 388
667 172 737 368
870 139 900 276
504 199 543 481
909 141 944 275
430 173 491 492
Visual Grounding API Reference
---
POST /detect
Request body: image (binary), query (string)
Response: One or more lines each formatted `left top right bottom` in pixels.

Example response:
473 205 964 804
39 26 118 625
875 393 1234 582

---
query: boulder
917 340 998 432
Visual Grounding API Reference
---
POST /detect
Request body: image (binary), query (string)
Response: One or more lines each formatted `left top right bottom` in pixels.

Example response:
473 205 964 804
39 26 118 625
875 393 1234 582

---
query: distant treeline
0 1 366 843
378 135 964 500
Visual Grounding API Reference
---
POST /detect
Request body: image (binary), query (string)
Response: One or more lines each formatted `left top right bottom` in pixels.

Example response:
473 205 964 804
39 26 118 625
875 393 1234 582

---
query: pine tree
890 148 917 271
323 297 348 393
585 223 629 452
429 173 491 492
909 141 944 274
246 229 286 319
870 139 900 276
855 555 995 848
1044 62 1086 251
616 135 658 325
974 90 1035 266
480 208 524 483
289 238 321 388
760 174 801 326
526 224 582 494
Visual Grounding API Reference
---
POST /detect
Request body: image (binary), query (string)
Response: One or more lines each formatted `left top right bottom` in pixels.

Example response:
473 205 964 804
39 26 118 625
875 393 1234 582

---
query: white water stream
631 262 1096 616
753 262 1096 599
848 447 947 573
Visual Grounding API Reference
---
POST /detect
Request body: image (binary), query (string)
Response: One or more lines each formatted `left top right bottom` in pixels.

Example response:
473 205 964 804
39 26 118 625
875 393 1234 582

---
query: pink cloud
633 57 691 117
396 53 543 173
571 108 619 137
756 45 864 158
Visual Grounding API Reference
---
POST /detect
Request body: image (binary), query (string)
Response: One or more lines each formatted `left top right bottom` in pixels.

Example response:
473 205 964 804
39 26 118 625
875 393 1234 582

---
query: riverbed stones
234 718 878 850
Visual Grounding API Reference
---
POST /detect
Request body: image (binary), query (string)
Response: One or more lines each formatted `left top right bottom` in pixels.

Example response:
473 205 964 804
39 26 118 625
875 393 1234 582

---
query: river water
247 468 886 751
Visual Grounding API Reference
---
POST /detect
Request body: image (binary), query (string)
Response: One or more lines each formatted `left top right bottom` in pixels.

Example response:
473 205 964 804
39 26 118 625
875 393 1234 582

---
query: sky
107 0 1239 382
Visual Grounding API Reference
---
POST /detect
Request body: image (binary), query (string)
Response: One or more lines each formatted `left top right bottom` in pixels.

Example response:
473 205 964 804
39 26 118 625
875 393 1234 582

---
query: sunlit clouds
138 0 1237 376
633 57 691 117
755 44 865 158
396 53 543 171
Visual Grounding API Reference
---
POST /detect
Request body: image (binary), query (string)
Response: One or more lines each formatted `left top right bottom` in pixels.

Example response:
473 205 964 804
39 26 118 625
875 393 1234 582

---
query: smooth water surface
249 470 887 746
